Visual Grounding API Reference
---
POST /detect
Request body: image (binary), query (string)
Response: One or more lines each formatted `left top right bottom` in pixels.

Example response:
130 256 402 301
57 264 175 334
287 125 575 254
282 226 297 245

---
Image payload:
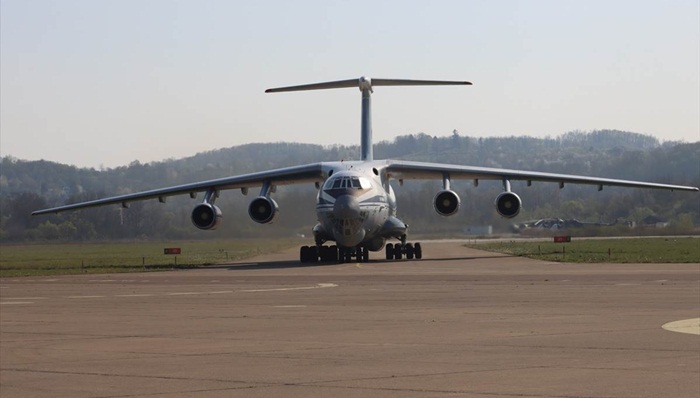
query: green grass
0 238 300 277
466 237 700 263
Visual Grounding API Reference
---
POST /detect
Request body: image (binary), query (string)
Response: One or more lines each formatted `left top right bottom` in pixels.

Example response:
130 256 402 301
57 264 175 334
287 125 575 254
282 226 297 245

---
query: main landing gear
385 235 422 260
299 245 370 263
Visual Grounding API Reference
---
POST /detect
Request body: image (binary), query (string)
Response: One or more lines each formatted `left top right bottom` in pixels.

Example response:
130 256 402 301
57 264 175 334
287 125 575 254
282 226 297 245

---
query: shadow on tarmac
203 254 516 271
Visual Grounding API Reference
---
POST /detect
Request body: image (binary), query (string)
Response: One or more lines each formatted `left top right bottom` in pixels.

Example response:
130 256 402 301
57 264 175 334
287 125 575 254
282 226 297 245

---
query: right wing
383 160 699 191
32 163 328 215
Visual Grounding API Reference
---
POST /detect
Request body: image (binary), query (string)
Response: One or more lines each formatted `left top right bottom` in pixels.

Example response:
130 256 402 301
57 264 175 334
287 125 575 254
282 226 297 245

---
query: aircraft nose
333 194 361 219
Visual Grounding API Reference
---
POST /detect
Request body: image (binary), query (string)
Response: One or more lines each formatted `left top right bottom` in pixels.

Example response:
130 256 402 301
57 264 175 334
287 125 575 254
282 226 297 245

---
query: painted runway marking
165 292 201 296
273 305 307 308
240 283 338 293
662 318 700 335
0 283 339 305
1 297 47 300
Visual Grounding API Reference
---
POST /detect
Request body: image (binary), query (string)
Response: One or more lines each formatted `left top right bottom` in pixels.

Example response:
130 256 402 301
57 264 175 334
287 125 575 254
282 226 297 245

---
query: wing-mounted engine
433 173 461 216
191 203 223 230
248 196 279 224
495 179 521 218
248 180 278 224
191 188 223 230
434 189 461 216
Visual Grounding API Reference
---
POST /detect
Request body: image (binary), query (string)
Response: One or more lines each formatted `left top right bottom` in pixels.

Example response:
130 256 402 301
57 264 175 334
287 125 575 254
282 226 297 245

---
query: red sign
164 248 181 255
553 236 571 243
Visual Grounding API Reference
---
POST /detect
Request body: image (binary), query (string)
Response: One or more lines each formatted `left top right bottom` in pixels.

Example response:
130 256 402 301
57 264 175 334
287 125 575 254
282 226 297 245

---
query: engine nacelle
434 189 461 216
248 196 279 224
495 192 522 218
191 203 223 230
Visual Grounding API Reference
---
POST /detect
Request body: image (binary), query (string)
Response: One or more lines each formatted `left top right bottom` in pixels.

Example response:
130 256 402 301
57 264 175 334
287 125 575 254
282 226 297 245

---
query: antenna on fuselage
265 77 472 161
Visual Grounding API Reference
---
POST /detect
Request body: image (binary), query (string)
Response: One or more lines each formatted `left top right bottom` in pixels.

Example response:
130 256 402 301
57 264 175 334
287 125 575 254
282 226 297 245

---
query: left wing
32 163 328 215
384 160 699 191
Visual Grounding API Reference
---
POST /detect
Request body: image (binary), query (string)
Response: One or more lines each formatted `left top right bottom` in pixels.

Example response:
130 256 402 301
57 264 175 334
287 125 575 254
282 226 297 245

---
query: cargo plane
33 77 699 263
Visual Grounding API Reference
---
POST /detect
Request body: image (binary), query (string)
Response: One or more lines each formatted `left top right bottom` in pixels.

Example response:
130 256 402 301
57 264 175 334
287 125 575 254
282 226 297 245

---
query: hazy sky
2 0 699 168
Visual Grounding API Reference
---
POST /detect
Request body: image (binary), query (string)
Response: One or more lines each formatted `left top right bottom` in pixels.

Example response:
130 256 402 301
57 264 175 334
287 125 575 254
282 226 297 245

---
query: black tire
385 243 394 260
338 247 346 264
318 246 327 262
362 247 369 262
300 246 308 263
309 246 318 262
393 244 402 260
414 242 422 259
405 243 414 260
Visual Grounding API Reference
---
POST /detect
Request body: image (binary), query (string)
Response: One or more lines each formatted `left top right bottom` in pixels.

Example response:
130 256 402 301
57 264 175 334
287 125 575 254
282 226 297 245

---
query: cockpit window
324 176 368 190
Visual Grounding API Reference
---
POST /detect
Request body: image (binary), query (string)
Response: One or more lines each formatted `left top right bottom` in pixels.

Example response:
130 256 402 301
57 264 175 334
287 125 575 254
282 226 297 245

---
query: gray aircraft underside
33 77 699 263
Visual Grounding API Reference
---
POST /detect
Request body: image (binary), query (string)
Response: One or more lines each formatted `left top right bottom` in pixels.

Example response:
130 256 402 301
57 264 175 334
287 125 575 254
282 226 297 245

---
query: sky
1 0 699 168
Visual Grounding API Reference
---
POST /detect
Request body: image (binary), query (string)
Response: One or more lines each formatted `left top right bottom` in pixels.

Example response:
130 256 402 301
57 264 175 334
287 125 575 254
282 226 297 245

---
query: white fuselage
314 162 402 249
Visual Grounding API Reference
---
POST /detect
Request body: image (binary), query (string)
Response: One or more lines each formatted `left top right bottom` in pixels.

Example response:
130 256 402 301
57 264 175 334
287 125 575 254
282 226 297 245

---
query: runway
1 241 699 397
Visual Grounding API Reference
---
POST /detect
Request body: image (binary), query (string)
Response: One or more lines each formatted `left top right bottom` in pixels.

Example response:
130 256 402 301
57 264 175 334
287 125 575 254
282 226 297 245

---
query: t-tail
266 77 472 161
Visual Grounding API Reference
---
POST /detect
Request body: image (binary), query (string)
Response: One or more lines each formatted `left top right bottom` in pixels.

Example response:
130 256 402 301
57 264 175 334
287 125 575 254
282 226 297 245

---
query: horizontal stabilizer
266 77 471 93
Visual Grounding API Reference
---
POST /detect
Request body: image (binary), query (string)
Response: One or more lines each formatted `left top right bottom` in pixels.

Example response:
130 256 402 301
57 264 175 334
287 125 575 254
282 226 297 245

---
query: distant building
640 215 670 228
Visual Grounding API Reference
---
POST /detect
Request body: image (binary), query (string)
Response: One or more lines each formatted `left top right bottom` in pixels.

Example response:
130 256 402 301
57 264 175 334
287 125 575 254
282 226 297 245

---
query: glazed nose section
333 194 360 219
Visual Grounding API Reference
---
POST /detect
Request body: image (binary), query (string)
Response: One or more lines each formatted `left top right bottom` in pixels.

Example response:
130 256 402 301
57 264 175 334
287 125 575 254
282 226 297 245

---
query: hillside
1 130 698 241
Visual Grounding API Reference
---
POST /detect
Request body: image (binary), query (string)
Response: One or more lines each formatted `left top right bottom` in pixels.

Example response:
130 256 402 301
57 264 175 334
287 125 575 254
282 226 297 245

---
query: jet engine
495 192 521 218
248 196 279 224
433 189 460 216
191 203 223 230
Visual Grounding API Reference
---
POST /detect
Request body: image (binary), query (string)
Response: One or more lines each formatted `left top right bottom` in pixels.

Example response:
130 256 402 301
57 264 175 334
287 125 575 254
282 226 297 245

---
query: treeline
1 130 698 242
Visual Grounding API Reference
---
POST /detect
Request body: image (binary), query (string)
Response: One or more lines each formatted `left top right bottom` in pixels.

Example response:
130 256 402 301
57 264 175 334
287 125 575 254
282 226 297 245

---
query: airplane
32 77 699 263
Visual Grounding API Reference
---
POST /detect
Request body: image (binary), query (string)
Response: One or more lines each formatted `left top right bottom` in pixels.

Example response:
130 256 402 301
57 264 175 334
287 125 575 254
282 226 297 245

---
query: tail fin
266 77 471 161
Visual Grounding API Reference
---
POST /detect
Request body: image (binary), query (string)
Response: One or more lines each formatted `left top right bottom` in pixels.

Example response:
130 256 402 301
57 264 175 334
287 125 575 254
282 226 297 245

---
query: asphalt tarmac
1 241 699 398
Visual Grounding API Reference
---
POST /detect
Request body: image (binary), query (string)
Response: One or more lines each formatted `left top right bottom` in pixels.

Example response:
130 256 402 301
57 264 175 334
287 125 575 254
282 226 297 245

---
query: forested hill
1 130 698 241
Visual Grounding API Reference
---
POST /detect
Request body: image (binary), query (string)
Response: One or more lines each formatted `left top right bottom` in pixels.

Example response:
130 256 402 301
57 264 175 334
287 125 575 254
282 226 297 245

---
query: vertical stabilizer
359 78 373 161
266 77 471 162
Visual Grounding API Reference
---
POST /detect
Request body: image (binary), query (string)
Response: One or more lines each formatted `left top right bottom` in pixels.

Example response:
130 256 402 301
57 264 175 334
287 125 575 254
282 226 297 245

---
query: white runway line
662 318 700 335
0 283 339 305
240 283 338 293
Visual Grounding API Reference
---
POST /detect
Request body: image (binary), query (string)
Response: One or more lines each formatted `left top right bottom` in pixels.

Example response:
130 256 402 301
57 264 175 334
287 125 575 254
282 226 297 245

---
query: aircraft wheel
405 243 414 260
299 246 308 263
308 246 318 262
385 243 394 260
330 245 338 262
393 244 403 260
361 247 369 262
414 242 422 259
338 247 346 263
